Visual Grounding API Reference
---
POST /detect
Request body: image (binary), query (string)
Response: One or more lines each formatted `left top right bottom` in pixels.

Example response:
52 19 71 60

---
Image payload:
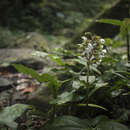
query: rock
0 49 48 72
0 90 12 107
27 85 52 112
12 92 28 104
0 78 13 92
16 32 49 52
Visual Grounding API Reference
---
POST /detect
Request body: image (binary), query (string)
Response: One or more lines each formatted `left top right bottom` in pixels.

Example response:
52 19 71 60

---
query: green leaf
92 115 109 125
0 104 29 129
50 91 74 104
80 76 96 83
88 104 108 111
97 121 129 130
43 115 129 130
13 64 61 91
88 83 108 98
38 73 57 83
104 38 113 46
112 71 127 79
112 41 124 48
78 104 107 111
13 64 40 80
102 57 116 63
48 54 65 66
90 65 101 75
93 115 129 130
97 19 122 26
72 80 80 90
120 18 130 38
96 82 108 87
74 56 86 66
44 116 92 130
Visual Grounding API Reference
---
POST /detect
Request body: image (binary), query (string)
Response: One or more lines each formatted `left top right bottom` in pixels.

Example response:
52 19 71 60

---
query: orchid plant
79 32 107 83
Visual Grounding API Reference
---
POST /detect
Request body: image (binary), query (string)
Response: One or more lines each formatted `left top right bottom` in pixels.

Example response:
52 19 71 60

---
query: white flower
99 55 104 59
85 48 91 54
100 39 105 44
99 59 102 62
102 49 107 53
88 43 93 50
81 36 87 43
93 43 97 47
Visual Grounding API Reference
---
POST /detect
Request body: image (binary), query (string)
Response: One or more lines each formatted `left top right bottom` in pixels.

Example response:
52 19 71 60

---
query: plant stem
86 61 90 83
126 28 130 62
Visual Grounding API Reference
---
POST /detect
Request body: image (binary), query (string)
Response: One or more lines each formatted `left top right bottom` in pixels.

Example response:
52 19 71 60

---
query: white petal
88 43 93 50
99 59 102 62
81 36 87 42
102 49 107 53
90 55 94 60
100 39 105 44
99 55 104 59
85 48 90 54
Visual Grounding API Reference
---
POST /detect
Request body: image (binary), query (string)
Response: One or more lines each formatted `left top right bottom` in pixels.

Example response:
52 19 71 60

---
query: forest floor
0 48 49 129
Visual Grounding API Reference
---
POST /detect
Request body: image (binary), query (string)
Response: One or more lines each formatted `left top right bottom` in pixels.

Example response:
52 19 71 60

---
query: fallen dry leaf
16 83 28 91
21 85 38 94
17 79 31 84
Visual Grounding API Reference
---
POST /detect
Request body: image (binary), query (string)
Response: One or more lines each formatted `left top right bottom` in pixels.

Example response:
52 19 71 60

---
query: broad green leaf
111 89 123 98
80 76 96 83
13 64 61 91
104 38 113 46
13 64 40 80
90 65 101 75
39 73 62 94
96 83 108 87
48 54 65 66
72 80 80 89
50 91 74 104
93 115 129 130
44 116 92 130
102 57 116 63
92 115 109 125
38 73 57 83
0 104 29 130
97 121 129 130
98 19 122 26
43 115 129 130
74 56 86 66
48 80 62 94
88 83 108 98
